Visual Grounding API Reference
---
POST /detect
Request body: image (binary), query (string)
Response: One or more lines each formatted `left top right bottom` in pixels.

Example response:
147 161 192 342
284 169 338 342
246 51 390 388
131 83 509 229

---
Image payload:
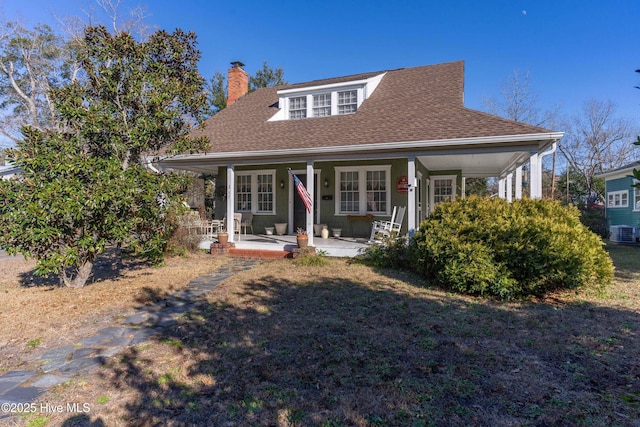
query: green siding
605 176 640 228
214 160 461 237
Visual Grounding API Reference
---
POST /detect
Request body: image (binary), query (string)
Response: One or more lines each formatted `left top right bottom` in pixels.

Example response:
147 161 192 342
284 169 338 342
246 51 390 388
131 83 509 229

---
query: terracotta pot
296 235 309 248
218 233 229 246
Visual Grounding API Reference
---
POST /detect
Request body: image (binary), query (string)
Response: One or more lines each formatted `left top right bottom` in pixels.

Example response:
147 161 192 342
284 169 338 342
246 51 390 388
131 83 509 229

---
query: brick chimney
227 61 248 106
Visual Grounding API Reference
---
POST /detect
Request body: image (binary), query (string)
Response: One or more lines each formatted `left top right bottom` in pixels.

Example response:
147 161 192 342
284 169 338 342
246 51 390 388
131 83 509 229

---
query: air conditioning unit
610 225 636 243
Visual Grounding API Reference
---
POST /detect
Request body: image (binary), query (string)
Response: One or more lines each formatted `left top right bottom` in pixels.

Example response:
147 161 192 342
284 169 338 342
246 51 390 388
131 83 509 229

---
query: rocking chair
369 206 406 242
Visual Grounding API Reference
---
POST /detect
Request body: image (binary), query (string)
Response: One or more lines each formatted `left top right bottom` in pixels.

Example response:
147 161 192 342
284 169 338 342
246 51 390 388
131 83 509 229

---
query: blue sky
1 0 639 124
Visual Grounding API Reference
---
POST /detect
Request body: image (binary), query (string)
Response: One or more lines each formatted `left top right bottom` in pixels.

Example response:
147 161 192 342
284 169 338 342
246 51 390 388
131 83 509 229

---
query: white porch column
461 177 466 200
506 173 513 203
226 165 236 241
515 166 523 200
306 161 314 247
407 156 416 236
529 153 542 199
498 178 506 199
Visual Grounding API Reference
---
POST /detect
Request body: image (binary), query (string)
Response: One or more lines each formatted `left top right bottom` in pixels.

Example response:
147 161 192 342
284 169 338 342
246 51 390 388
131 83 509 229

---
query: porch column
306 161 314 247
498 178 506 199
529 153 542 199
407 156 416 236
515 166 523 200
506 173 513 203
461 177 466 200
226 165 236 241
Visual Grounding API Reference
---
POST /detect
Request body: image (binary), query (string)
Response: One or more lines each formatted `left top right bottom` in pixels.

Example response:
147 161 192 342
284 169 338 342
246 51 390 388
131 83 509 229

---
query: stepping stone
31 374 71 388
0 371 36 396
123 313 149 325
41 345 75 362
0 386 44 404
72 347 100 360
57 357 105 376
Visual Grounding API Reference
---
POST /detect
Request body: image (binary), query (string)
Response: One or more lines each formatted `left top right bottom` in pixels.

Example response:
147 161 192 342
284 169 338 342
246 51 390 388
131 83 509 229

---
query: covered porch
161 133 563 251
203 233 370 258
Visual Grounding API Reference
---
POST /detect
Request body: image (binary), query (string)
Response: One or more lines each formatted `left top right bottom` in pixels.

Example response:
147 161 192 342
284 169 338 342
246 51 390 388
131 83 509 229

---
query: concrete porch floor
200 234 371 258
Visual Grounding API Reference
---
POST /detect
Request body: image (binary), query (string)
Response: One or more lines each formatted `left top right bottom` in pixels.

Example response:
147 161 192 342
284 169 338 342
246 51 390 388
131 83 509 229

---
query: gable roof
191 60 555 155
596 161 640 180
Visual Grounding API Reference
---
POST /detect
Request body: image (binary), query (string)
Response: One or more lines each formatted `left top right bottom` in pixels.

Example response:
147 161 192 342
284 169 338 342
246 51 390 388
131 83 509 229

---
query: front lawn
14 243 638 426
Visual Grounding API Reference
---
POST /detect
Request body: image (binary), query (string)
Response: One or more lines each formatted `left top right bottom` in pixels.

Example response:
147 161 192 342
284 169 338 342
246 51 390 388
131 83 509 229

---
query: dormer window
289 96 307 120
338 90 357 115
269 72 386 122
313 93 331 117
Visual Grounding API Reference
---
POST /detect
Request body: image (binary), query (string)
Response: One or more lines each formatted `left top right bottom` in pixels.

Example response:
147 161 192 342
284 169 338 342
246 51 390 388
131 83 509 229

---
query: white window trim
334 165 391 216
235 169 276 214
429 175 457 211
633 180 640 212
607 190 629 208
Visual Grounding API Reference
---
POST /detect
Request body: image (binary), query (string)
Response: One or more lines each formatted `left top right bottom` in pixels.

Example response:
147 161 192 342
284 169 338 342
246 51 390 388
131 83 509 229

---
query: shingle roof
193 61 554 154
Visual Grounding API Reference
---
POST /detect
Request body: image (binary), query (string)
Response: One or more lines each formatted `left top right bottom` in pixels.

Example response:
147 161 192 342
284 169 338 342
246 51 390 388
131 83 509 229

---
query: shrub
354 235 411 269
410 197 614 300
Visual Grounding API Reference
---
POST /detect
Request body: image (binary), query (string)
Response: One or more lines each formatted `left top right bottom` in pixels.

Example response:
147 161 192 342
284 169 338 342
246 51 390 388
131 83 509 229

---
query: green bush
410 197 614 300
354 235 411 269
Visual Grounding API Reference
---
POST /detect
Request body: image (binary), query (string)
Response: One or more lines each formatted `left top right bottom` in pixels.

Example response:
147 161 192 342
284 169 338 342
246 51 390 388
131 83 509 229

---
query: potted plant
217 224 229 246
296 227 309 248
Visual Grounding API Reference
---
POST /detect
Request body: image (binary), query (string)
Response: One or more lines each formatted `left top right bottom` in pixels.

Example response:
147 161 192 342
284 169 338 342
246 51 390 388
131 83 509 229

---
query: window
235 170 276 214
313 93 331 117
635 184 640 211
336 166 390 215
340 171 359 213
257 174 273 212
236 175 252 211
607 190 628 208
338 90 357 114
289 96 307 120
431 176 456 208
366 170 387 213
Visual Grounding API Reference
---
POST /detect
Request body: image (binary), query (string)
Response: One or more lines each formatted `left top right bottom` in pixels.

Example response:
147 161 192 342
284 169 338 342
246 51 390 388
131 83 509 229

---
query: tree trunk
60 259 94 288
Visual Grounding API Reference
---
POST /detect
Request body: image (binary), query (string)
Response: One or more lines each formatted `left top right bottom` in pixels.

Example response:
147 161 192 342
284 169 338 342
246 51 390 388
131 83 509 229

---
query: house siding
215 159 461 237
605 176 640 229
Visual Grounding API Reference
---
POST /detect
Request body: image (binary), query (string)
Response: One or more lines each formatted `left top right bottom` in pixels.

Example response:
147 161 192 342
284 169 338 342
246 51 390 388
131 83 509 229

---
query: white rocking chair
369 206 406 242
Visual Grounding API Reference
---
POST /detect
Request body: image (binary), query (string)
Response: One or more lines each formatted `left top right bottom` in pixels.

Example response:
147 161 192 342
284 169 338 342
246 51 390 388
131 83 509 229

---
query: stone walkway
0 258 259 422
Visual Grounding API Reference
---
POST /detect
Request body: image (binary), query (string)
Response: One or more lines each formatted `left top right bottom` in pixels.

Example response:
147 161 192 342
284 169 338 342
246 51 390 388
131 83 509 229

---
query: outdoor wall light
324 178 329 188
280 179 285 188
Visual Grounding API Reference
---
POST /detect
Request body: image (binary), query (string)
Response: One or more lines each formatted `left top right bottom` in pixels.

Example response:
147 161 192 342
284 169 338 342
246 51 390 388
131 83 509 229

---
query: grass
3 243 640 426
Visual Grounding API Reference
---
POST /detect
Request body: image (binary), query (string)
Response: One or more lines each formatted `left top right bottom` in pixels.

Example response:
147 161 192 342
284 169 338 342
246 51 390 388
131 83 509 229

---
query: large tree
0 22 76 146
0 26 209 288
205 61 287 117
558 99 638 205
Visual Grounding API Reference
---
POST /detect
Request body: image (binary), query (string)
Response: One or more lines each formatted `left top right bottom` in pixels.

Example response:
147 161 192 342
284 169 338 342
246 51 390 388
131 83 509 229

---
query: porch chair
240 212 254 235
233 212 243 240
369 206 406 243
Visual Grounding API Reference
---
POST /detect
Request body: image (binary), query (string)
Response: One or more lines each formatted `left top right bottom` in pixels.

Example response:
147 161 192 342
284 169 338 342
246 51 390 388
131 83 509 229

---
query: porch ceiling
418 151 528 178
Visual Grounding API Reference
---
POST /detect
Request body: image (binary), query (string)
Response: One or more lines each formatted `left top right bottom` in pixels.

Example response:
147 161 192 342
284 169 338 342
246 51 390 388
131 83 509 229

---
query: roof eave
159 132 564 169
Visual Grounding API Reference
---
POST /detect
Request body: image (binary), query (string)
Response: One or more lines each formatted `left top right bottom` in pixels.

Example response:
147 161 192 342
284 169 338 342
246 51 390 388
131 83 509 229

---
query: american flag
290 170 313 214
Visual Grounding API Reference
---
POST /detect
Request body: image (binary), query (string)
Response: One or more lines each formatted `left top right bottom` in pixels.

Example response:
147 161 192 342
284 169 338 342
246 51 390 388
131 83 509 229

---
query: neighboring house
596 162 640 242
0 163 20 180
159 61 563 246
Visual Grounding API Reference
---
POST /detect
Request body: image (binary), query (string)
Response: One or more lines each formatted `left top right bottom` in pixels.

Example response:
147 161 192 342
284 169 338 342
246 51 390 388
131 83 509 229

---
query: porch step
228 248 292 260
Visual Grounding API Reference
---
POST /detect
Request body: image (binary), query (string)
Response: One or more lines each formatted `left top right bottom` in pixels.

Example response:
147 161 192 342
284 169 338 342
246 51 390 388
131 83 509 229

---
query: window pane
337 90 357 115
433 178 454 205
236 175 251 211
289 96 307 120
366 170 386 212
339 171 359 212
256 174 273 212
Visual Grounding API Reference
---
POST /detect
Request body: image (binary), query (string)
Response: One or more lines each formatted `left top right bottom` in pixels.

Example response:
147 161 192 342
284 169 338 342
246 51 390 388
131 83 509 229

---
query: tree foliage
0 22 76 146
0 26 209 288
